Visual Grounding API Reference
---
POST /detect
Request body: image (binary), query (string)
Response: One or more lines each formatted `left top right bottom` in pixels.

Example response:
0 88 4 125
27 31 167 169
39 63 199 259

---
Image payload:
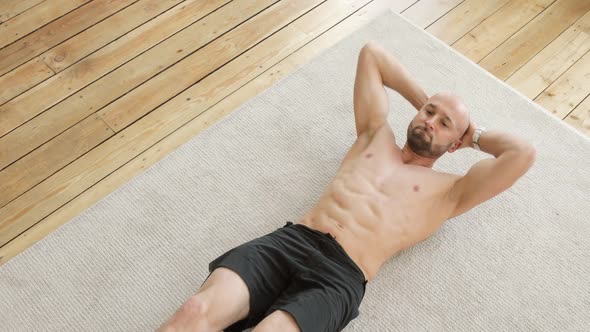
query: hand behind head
458 119 477 150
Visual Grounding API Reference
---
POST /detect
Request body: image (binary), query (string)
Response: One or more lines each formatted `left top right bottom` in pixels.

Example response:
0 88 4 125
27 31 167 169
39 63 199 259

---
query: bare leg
157 296 210 332
157 267 251 332
252 310 301 332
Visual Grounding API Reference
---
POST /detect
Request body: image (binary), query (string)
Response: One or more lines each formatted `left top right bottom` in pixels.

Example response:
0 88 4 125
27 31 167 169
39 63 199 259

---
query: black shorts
205 221 368 332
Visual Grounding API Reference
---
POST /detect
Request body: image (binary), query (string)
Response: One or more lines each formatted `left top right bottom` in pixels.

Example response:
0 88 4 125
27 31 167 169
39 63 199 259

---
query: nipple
413 185 420 192
365 153 373 158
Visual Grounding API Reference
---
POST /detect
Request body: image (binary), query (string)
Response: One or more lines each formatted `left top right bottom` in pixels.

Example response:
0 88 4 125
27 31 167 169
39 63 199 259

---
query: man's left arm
447 125 537 219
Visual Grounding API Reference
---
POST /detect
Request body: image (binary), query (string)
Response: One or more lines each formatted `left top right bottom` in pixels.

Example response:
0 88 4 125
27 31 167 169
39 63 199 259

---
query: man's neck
401 143 437 168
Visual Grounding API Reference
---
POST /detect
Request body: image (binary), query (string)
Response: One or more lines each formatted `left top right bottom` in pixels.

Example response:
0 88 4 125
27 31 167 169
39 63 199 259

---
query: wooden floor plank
99 0 314 131
0 0 186 108
0 0 139 77
452 0 555 62
0 0 587 270
0 0 278 203
41 0 187 73
0 58 54 106
287 0 417 40
0 0 229 138
533 50 590 119
0 0 46 23
0 0 323 249
0 115 113 208
0 0 411 266
0 0 260 171
479 0 590 81
426 0 510 45
564 94 590 134
0 0 90 49
506 10 590 99
400 0 463 29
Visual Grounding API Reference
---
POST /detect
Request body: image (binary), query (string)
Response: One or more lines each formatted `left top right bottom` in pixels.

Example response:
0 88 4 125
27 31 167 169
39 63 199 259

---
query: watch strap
472 127 486 151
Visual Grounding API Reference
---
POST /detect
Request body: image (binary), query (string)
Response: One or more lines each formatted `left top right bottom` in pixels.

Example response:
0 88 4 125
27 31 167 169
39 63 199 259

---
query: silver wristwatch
472 127 486 151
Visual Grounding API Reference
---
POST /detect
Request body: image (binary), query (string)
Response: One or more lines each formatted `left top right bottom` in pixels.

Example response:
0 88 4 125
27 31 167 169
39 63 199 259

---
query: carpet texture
1 8 589 332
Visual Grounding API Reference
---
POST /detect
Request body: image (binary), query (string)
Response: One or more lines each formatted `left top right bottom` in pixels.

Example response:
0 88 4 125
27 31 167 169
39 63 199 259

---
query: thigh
265 284 357 332
251 309 301 332
263 251 364 332
206 223 299 329
194 267 251 331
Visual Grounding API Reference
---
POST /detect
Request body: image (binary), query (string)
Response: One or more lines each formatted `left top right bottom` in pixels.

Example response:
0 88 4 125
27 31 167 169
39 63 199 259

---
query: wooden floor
0 0 589 265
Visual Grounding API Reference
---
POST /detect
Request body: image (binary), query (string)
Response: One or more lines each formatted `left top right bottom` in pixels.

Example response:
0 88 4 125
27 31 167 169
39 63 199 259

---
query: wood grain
0 0 587 269
0 0 90 49
426 0 510 45
0 0 323 249
99 0 314 131
401 0 463 29
0 0 46 22
479 0 590 80
452 0 555 62
0 0 279 208
0 0 186 112
0 0 418 266
0 58 54 106
564 94 590 135
41 0 187 72
0 0 229 138
0 115 113 208
534 50 590 118
506 10 590 99
0 0 138 77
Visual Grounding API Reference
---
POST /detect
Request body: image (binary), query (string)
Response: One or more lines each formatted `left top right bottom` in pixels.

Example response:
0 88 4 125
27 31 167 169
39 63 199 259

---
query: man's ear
448 140 462 153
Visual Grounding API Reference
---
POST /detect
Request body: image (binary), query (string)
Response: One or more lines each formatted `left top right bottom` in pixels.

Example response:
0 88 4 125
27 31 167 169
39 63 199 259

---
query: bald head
429 91 470 137
405 91 471 159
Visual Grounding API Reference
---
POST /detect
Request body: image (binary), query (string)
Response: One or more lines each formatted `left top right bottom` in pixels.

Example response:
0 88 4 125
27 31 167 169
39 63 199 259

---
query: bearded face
406 93 470 159
406 123 452 158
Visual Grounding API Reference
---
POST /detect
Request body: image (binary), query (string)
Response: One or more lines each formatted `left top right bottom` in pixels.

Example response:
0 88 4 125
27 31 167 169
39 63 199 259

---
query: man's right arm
366 41 429 111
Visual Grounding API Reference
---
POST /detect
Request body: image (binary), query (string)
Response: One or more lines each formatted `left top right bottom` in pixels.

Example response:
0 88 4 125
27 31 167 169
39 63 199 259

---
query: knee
181 296 208 318
158 296 212 332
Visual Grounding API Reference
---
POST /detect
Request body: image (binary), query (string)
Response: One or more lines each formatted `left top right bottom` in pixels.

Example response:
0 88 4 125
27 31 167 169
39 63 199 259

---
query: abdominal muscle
297 168 409 282
297 132 457 282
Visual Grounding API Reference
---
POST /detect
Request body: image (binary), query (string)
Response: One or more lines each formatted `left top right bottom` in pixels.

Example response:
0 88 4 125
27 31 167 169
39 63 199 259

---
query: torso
297 125 460 282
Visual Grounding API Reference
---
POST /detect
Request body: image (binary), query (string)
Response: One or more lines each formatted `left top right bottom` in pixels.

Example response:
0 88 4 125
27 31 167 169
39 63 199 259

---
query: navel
365 153 373 158
413 185 420 192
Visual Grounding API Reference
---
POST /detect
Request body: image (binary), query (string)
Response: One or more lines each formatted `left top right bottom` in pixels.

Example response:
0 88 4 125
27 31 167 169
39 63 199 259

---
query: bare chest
309 129 460 245
300 130 462 280
336 156 457 240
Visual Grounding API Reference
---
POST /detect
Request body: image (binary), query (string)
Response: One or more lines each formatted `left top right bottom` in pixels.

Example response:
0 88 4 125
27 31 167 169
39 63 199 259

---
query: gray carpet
2 8 590 332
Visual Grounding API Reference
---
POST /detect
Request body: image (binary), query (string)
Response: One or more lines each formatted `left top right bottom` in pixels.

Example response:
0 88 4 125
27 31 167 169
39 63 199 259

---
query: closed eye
427 110 448 127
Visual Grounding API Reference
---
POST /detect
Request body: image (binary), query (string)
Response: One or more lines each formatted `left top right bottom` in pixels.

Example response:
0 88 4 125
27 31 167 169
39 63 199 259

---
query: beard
406 126 450 158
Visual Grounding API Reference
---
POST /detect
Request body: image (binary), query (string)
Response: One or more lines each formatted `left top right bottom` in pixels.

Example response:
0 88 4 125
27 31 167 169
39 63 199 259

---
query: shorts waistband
284 221 368 285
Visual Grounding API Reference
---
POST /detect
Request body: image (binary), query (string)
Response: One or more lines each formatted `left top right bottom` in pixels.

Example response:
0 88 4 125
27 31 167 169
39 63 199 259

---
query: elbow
506 145 536 174
359 43 375 64
526 145 537 165
361 41 381 57
520 145 537 171
363 40 379 51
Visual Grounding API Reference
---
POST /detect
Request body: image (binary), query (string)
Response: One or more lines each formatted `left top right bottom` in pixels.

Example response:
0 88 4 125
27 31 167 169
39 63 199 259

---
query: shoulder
341 125 400 166
371 123 396 141
428 170 463 220
437 171 468 220
362 124 397 151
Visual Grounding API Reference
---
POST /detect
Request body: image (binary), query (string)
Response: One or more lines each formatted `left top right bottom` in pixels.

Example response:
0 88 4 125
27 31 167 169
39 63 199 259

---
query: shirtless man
158 41 536 332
